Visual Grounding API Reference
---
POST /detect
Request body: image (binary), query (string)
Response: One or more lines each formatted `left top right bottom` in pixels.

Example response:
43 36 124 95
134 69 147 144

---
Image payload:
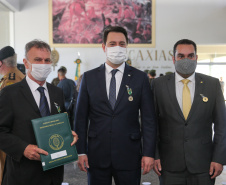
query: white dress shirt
175 72 195 111
105 62 125 99
26 76 51 111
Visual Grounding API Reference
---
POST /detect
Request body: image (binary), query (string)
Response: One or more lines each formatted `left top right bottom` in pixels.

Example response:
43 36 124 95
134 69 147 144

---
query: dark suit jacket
152 73 226 173
0 78 65 185
74 63 156 170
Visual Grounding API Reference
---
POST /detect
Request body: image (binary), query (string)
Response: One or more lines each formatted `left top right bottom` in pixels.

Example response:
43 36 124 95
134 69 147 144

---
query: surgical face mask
28 62 52 81
175 58 197 75
106 46 127 65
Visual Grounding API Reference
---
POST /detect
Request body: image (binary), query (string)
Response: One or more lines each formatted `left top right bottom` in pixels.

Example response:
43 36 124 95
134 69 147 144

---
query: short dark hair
103 26 128 45
148 69 156 77
25 39 51 58
173 39 197 57
58 66 67 75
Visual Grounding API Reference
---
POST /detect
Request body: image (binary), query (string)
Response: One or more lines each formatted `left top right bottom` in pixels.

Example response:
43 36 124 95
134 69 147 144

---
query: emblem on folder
49 134 64 150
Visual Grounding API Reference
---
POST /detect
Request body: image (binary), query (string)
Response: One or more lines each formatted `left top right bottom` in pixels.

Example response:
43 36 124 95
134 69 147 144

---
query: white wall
0 8 10 48
14 0 226 83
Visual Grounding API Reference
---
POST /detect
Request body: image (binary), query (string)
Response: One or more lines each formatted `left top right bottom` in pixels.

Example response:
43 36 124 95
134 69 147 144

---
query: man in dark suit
74 26 157 185
152 39 226 185
0 40 77 185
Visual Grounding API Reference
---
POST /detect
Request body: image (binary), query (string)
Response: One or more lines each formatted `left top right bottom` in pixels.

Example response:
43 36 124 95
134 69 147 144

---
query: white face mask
29 63 52 81
106 46 127 65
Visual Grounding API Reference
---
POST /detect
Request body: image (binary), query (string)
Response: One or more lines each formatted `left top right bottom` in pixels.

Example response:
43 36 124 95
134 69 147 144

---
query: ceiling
0 2 10 11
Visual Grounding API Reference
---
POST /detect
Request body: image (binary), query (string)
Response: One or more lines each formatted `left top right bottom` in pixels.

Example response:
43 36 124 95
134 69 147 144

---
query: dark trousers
88 166 141 185
159 169 215 185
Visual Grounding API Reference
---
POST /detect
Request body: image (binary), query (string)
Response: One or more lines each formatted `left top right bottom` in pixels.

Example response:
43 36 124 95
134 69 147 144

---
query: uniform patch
9 73 15 80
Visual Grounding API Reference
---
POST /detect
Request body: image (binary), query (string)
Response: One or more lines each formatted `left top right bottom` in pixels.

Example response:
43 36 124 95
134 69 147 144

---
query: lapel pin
200 94 208 102
54 102 61 113
128 74 131 77
200 81 203 83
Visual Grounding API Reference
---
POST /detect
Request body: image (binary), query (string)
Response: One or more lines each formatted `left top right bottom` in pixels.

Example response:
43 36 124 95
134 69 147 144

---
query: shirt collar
105 62 125 74
26 75 48 92
175 71 195 83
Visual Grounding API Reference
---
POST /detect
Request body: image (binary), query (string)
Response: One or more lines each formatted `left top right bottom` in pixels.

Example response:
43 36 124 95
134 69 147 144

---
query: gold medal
128 96 133 101
200 94 208 103
203 97 208 102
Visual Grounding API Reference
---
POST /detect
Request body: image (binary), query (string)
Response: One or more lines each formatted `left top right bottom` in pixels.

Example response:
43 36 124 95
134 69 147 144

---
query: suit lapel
98 64 112 110
19 78 40 115
47 83 59 115
187 73 204 121
114 64 132 110
167 74 184 120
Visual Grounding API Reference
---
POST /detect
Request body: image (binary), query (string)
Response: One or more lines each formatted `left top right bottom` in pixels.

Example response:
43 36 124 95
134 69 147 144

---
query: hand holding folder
24 130 78 161
31 113 78 171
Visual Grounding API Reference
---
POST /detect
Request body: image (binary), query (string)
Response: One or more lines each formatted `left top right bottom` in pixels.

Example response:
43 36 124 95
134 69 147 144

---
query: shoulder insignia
9 73 15 80
6 82 14 86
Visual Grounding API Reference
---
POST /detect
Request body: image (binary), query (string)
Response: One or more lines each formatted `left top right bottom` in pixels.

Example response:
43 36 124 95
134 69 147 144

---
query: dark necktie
37 87 50 117
109 69 118 109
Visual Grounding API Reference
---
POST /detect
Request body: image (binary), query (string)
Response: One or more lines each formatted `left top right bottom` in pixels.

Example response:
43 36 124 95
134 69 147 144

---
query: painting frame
49 0 156 48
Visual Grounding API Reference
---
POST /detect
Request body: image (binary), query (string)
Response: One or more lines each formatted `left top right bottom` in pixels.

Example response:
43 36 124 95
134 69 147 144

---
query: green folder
32 113 78 171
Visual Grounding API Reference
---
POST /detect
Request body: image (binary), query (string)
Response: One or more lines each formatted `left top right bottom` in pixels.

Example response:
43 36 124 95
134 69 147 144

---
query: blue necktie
37 87 50 117
109 69 118 109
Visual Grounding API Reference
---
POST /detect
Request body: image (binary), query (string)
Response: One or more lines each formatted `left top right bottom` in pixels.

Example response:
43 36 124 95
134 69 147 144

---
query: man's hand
141 156 154 175
71 131 78 146
209 162 223 179
23 144 48 161
154 159 162 176
77 155 89 172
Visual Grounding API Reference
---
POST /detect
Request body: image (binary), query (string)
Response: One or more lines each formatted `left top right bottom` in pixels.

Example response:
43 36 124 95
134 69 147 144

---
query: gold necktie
182 79 191 120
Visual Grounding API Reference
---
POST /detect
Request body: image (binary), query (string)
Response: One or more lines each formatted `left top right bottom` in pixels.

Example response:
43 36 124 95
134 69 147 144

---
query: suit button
185 123 188 126
109 131 112 133
185 138 188 142
112 115 115 119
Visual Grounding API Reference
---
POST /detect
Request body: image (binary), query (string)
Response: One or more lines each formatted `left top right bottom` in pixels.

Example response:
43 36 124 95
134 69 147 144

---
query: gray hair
2 54 17 67
25 39 51 58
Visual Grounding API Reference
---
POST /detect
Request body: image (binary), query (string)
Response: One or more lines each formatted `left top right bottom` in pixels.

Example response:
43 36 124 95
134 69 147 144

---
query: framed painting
49 0 155 48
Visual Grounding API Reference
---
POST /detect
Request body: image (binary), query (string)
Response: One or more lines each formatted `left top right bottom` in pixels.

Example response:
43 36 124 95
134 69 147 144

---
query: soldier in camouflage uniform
0 46 25 184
